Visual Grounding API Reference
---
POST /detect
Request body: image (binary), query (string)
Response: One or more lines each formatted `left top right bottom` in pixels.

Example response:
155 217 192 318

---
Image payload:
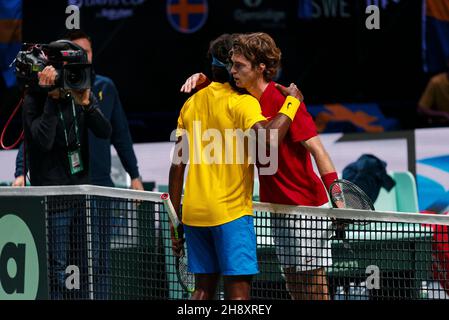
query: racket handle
335 228 346 240
334 221 347 240
161 193 181 228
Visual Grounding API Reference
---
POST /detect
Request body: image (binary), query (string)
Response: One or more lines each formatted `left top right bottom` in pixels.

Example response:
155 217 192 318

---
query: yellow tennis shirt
176 82 266 227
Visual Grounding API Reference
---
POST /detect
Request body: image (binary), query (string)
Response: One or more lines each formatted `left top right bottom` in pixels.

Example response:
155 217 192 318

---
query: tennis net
0 185 448 300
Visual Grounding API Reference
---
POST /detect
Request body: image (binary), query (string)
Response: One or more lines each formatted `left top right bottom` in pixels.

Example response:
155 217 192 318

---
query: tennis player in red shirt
181 32 339 300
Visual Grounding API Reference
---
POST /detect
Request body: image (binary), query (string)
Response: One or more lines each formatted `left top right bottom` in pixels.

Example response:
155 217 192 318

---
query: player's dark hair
207 34 233 83
207 34 247 93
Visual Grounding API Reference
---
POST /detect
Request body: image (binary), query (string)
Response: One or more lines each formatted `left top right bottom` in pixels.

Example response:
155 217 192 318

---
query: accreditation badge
68 149 84 174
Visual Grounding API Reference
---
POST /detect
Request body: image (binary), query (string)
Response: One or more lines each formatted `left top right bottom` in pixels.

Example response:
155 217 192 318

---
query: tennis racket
328 179 375 242
329 179 375 213
160 193 195 294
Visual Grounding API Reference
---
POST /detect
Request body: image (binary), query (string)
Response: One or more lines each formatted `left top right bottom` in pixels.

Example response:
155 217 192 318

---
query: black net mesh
45 195 166 300
40 192 449 300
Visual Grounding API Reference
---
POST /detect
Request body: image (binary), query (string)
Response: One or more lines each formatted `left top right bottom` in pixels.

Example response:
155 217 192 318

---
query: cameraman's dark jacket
23 91 112 186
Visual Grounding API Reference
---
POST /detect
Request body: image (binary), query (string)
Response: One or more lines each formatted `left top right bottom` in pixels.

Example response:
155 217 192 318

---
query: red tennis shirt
258 81 328 206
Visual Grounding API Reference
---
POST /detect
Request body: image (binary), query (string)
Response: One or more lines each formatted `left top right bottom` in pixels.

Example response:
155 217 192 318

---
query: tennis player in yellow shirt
168 34 303 300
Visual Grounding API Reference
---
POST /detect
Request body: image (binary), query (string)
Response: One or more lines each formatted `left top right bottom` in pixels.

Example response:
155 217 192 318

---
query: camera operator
15 32 141 299
23 65 111 185
22 44 111 299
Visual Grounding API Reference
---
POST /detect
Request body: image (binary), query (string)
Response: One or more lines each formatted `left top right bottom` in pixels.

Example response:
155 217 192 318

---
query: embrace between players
169 32 338 300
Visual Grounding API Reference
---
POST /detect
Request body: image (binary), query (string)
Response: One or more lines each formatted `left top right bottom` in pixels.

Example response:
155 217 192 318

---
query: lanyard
58 99 80 149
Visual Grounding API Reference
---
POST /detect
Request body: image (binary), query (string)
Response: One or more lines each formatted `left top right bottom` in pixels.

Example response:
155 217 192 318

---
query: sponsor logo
0 215 39 299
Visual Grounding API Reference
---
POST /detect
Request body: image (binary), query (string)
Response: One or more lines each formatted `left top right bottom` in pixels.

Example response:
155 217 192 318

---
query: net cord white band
1 185 449 226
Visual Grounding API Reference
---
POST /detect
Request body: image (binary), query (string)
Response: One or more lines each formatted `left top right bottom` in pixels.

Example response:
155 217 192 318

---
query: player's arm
252 83 303 147
180 73 211 93
301 136 339 193
302 136 336 176
168 134 188 255
168 135 187 218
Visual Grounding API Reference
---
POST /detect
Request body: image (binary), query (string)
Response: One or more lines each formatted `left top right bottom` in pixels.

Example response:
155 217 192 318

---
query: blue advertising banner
424 0 449 73
0 0 22 88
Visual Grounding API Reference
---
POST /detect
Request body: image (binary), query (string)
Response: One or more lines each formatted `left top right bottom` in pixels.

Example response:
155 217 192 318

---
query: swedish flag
167 0 208 34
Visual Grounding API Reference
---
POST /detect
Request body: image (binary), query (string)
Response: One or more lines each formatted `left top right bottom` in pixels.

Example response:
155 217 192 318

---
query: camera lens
63 64 91 90
66 69 85 87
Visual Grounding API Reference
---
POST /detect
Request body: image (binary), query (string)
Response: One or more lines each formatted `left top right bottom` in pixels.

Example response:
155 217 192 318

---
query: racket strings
177 255 195 292
330 180 374 226
331 182 373 210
